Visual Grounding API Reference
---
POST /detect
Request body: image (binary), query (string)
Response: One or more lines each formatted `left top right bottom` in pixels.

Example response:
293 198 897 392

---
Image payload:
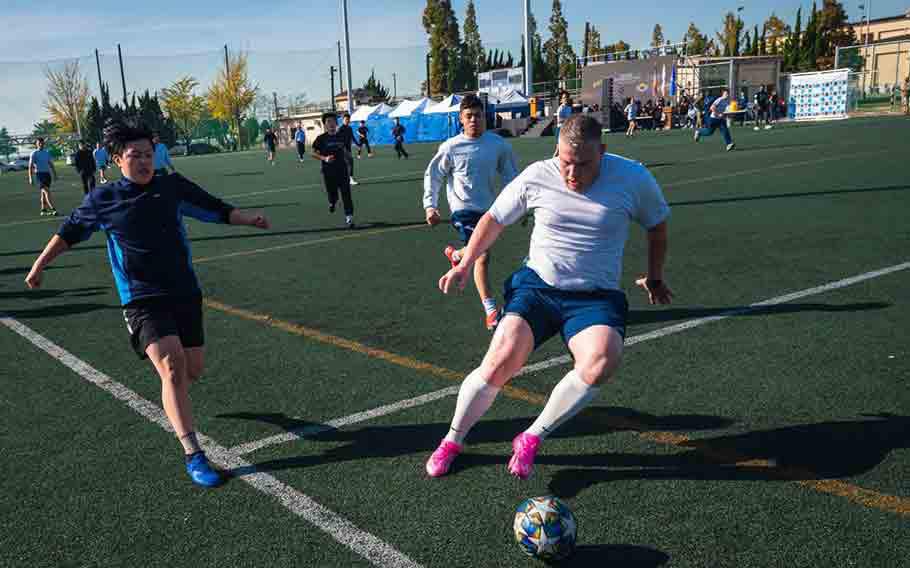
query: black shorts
37 172 52 189
122 296 204 359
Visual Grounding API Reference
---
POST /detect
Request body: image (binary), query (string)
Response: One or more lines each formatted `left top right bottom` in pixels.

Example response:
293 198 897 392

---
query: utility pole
523 0 533 96
337 41 345 96
224 44 237 151
94 49 104 97
392 73 397 101
341 0 355 112
330 66 337 112
117 44 128 108
426 53 432 98
273 92 279 124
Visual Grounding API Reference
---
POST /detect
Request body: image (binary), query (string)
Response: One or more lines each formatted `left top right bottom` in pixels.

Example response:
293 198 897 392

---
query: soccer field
1 117 908 567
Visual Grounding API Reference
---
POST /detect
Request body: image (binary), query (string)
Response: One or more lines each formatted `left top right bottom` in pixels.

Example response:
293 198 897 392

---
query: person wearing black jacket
312 113 356 229
73 141 97 194
338 113 359 185
392 118 409 159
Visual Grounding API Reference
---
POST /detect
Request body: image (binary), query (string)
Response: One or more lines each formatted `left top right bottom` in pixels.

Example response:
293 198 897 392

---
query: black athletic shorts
122 296 204 359
37 172 52 189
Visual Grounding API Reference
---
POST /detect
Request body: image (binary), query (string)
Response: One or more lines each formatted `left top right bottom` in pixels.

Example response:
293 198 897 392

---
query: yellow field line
204 296 910 517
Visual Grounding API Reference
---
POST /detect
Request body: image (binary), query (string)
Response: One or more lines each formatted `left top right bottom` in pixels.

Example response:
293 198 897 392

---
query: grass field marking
222 170 427 200
662 148 885 189
228 385 461 456
192 223 427 263
0 216 61 229
0 314 425 568
516 260 910 377
202 298 548 408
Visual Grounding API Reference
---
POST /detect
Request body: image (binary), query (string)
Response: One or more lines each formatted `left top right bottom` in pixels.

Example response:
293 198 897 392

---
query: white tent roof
372 102 395 115
349 104 378 122
425 94 462 114
494 89 529 105
389 98 430 117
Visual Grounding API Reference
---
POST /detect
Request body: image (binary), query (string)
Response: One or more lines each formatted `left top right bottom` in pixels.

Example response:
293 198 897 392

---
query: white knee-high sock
444 369 501 445
526 370 600 440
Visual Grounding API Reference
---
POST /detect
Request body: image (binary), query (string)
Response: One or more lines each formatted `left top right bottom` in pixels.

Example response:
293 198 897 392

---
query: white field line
229 385 460 456
229 260 910 456
0 315 423 568
515 261 910 377
222 170 426 200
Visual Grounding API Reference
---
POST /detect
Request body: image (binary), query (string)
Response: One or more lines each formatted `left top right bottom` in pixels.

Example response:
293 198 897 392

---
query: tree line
423 0 858 95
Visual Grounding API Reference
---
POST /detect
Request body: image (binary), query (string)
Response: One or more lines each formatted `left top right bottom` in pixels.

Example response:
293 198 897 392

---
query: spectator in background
625 98 638 137
152 133 176 176
73 140 96 195
294 126 307 162
94 142 110 183
552 92 573 156
901 76 910 115
392 118 409 159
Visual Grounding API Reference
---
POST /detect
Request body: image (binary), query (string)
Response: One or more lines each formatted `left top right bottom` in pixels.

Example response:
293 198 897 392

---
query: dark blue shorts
450 209 485 245
503 266 628 350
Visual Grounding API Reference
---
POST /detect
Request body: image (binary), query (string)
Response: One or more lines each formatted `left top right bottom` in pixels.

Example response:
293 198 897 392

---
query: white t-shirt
489 154 670 291
423 131 519 214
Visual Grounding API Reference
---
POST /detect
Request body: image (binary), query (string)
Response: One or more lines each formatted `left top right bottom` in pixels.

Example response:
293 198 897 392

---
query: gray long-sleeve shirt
422 131 519 214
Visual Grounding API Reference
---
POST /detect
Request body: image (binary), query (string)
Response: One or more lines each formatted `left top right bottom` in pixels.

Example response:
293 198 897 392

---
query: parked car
7 157 30 171
0 161 13 173
187 143 221 155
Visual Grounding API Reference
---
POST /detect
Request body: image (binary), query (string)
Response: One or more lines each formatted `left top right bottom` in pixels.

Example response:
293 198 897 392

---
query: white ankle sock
444 370 501 445
526 370 599 440
482 297 498 316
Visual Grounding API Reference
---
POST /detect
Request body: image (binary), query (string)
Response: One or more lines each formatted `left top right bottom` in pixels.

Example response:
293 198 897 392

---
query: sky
1 0 907 134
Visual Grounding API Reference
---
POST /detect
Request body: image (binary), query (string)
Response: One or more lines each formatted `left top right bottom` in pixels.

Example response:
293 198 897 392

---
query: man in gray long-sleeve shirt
423 94 519 331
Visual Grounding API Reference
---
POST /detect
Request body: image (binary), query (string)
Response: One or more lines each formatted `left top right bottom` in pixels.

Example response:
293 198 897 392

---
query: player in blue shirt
93 142 110 183
28 138 59 216
294 127 307 162
152 132 176 176
24 120 271 488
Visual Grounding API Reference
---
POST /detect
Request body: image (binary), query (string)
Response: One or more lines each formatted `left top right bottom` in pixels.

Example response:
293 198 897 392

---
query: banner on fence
789 69 850 121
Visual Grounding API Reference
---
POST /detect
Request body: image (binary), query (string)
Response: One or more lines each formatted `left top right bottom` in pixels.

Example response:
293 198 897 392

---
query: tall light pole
523 0 533 96
342 0 355 112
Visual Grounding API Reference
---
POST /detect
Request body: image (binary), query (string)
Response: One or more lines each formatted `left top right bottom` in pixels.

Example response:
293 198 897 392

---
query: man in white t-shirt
425 114 673 479
424 94 519 331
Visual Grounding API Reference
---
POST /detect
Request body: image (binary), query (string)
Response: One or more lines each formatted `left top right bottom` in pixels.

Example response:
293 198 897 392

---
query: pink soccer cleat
443 245 460 269
425 440 463 477
507 432 541 479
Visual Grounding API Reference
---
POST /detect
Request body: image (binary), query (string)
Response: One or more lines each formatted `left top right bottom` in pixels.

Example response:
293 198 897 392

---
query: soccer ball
513 496 577 562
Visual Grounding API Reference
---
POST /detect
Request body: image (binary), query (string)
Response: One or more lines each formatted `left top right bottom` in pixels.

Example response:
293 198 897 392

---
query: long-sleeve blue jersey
57 173 234 305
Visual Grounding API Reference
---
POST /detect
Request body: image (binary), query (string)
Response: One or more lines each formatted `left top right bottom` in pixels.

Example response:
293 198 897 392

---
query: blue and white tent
420 95 462 141
386 98 431 144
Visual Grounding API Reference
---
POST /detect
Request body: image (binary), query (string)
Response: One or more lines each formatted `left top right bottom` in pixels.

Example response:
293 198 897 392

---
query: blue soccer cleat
185 452 223 487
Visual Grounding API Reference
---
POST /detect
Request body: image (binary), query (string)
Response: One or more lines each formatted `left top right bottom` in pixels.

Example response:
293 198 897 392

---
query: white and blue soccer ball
513 496 577 562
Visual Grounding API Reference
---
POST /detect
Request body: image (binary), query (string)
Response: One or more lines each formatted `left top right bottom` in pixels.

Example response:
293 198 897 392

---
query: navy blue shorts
450 209 485 245
503 266 628 350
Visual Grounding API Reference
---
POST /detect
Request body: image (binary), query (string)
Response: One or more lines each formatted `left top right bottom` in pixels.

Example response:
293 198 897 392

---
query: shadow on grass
0 286 108 301
0 220 427 257
0 264 81 277
546 413 910 499
669 184 910 207
555 544 670 568
629 301 890 326
2 303 118 319
217 406 734 478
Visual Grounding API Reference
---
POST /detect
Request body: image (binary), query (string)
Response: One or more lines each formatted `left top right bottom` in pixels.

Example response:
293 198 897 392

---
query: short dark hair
459 94 483 112
103 119 154 156
343 112 351 118
321 112 338 124
559 114 602 147
36 137 45 144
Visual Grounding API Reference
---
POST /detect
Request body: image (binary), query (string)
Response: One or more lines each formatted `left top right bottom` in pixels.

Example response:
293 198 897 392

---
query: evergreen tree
651 24 665 48
362 70 390 102
0 127 15 160
799 2 819 71
744 31 753 56
816 0 855 69
784 7 803 72
85 97 103 146
752 25 761 55
462 0 484 82
543 0 576 81
685 22 708 55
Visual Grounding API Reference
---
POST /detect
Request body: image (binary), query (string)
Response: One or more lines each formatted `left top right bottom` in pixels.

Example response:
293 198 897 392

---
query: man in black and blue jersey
24 120 271 488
